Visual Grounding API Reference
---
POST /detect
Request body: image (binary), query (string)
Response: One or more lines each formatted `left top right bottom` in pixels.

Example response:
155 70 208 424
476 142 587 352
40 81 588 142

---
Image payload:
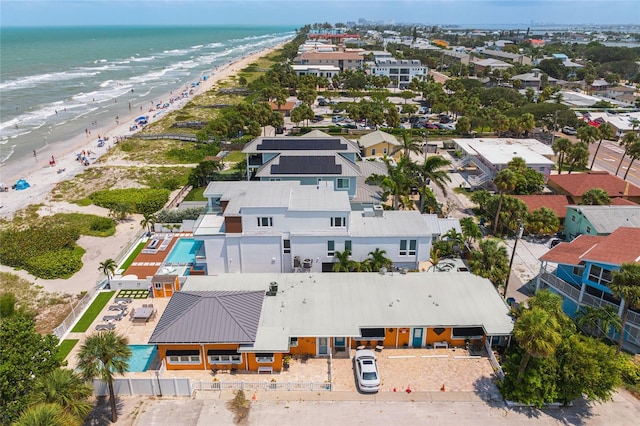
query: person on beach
33 149 37 159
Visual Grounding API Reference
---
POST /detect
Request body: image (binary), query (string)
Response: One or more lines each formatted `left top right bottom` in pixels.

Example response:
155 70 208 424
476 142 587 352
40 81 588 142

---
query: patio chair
95 323 115 331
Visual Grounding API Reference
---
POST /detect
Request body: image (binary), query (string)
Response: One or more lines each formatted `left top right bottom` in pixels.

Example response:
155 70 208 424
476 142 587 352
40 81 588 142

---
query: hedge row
89 188 171 215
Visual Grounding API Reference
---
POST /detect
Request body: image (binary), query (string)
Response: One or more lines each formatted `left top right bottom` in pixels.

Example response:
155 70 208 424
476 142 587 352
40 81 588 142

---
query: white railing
194 380 332 392
540 271 581 301
53 286 101 339
485 339 504 380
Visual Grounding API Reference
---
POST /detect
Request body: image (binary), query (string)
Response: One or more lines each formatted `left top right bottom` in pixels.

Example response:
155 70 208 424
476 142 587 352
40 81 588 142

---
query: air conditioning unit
373 205 384 217
363 207 375 217
266 281 278 296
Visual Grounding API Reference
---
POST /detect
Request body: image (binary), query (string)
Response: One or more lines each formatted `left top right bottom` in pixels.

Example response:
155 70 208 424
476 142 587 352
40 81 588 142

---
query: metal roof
453 138 554 166
350 210 433 237
359 130 401 149
288 185 351 211
243 134 360 154
567 205 640 233
149 291 264 344
255 152 361 178
180 272 514 339
422 214 462 237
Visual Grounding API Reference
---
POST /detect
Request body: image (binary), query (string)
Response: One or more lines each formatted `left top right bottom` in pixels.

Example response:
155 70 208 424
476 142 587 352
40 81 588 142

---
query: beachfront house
148 272 514 372
367 58 428 89
190 180 460 275
537 227 640 353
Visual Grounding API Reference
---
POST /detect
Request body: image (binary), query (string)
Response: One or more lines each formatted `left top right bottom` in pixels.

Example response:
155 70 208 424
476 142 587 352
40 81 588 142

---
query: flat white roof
454 138 554 166
350 210 432 237
182 272 514 341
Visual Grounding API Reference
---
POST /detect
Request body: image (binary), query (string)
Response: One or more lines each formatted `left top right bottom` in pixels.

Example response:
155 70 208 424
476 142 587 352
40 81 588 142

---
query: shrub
156 206 206 223
23 246 85 279
89 216 115 232
89 188 170 215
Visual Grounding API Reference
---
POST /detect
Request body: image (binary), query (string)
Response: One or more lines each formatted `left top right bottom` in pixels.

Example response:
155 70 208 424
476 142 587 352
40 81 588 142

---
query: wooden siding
225 216 242 233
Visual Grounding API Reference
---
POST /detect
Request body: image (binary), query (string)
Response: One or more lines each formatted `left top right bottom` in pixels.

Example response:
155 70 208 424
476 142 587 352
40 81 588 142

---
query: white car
354 349 380 392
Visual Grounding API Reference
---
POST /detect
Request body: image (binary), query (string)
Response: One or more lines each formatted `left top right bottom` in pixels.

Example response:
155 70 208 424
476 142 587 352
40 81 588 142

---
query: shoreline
0 43 285 220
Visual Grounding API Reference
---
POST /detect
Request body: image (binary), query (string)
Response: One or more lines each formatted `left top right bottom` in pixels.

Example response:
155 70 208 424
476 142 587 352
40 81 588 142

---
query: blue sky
1 0 639 27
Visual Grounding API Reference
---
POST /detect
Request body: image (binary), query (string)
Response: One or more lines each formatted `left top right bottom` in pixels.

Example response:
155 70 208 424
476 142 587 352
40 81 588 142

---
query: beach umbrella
15 179 30 190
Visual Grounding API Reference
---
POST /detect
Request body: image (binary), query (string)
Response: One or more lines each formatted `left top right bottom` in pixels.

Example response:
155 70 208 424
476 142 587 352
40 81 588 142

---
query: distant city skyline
1 0 639 28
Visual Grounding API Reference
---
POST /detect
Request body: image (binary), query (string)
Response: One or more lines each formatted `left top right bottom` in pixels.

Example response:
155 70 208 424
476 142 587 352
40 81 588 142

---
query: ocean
0 25 295 168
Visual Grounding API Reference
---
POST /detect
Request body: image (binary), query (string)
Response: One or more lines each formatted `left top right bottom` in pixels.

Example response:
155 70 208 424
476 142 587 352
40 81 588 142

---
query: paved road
127 389 640 426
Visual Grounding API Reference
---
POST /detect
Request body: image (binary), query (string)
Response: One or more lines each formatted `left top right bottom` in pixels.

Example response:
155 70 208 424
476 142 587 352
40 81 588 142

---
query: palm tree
610 262 640 354
332 249 354 272
580 188 611 205
77 331 132 423
366 157 412 210
591 123 616 169
623 138 640 180
460 217 482 246
31 369 93 422
552 137 572 175
13 403 81 426
409 155 452 213
565 141 589 174
392 132 422 159
99 258 118 286
513 307 562 382
140 212 157 236
468 239 510 289
615 132 639 176
492 169 518 235
577 125 599 165
367 248 392 271
575 305 622 340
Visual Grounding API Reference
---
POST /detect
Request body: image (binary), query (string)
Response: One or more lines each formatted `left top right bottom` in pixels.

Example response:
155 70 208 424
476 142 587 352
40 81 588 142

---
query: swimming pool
127 345 158 372
165 238 203 264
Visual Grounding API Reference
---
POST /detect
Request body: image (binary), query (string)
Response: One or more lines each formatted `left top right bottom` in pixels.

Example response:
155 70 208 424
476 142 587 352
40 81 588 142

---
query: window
572 266 584 277
256 353 274 363
371 148 376 155
166 350 201 364
327 240 335 256
586 226 592 233
400 239 417 256
588 265 613 285
289 337 299 347
452 327 484 339
336 178 349 189
331 217 346 227
383 147 388 154
571 215 576 222
257 217 273 227
154 282 162 289
269 178 281 181
207 350 242 364
345 240 352 252
283 239 291 254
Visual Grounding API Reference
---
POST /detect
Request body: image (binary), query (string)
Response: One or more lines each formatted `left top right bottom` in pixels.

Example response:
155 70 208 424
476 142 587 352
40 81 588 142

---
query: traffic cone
405 385 412 394
252 392 257 401
440 383 446 392
393 387 397 392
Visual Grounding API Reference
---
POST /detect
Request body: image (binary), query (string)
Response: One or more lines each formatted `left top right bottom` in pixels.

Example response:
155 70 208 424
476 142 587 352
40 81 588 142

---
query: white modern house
451 138 555 188
367 58 428 89
291 64 341 79
192 180 461 274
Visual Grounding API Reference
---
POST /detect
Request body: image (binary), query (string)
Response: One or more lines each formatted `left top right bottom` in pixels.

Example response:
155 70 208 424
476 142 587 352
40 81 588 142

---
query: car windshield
362 371 378 380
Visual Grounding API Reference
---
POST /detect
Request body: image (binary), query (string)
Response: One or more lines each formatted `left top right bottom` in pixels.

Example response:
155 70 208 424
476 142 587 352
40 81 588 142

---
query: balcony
539 271 640 328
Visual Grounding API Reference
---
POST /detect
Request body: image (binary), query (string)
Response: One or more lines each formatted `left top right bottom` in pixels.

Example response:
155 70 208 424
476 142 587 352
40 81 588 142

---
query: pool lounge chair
95 323 116 331
114 297 132 304
108 304 127 311
103 311 126 322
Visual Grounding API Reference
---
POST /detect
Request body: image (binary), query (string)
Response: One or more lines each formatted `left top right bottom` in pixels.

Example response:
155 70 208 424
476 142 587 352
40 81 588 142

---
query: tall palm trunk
492 192 504 235
624 158 636 180
617 305 629 355
108 381 118 422
616 149 628 176
517 351 532 383
590 140 603 169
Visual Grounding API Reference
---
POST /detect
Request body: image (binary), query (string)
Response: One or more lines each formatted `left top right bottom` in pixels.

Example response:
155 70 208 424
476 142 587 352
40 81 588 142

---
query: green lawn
57 339 79 361
119 242 146 272
223 151 245 163
184 187 206 202
70 291 115 332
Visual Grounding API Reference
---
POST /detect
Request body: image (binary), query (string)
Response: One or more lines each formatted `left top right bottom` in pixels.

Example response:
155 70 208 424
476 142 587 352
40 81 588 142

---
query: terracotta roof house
547 171 640 204
513 195 572 221
537 227 640 353
293 50 364 72
269 101 296 117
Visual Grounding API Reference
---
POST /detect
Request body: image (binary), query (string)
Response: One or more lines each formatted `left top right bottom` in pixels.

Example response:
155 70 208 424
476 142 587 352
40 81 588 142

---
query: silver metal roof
181 272 514 339
359 130 401 149
568 205 640 233
148 291 264 344
421 214 462 237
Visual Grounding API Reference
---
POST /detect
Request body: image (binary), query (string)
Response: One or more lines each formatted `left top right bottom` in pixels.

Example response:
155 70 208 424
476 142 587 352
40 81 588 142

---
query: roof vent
266 281 278 296
374 205 384 217
379 267 387 275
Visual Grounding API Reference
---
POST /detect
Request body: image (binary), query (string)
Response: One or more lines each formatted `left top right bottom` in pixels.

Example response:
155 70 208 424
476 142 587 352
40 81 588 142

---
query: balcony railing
540 272 640 328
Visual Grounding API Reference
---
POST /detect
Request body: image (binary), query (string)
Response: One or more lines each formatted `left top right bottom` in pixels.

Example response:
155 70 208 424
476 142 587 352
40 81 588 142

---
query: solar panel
271 156 342 175
257 138 347 151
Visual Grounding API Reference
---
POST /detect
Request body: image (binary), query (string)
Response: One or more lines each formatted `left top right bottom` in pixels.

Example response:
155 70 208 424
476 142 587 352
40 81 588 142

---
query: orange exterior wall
159 344 207 371
246 353 284 372
159 344 288 372
289 337 316 356
152 277 181 298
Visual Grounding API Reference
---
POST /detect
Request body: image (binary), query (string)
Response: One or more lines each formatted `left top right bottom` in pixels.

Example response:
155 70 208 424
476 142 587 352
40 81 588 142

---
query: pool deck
122 232 193 278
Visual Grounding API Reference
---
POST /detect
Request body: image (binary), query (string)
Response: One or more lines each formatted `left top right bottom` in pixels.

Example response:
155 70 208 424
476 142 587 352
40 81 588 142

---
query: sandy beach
0 43 285 295
0 45 282 220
